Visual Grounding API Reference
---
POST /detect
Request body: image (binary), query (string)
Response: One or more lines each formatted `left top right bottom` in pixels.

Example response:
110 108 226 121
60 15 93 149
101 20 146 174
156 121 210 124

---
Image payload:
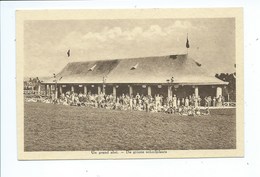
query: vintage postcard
16 8 243 160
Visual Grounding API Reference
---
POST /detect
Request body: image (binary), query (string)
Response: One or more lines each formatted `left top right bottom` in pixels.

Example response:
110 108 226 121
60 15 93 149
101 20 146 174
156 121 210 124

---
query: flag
186 37 190 48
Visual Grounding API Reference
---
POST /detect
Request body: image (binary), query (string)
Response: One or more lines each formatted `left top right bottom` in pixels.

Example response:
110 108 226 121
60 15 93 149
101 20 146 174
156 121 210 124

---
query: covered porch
42 83 225 100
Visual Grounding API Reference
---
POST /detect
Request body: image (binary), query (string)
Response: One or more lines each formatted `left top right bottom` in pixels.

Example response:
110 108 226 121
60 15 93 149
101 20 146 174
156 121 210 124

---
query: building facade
42 54 228 99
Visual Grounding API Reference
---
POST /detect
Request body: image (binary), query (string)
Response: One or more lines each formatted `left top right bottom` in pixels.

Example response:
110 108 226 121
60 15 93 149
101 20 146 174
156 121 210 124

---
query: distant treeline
24 77 41 90
215 72 236 101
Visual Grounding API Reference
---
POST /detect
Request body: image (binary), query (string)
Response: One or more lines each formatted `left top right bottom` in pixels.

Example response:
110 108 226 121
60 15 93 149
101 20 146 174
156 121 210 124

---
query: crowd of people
25 90 226 116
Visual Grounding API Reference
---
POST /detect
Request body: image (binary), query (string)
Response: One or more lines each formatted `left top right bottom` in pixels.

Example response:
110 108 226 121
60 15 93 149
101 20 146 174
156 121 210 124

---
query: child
202 107 210 115
195 107 201 116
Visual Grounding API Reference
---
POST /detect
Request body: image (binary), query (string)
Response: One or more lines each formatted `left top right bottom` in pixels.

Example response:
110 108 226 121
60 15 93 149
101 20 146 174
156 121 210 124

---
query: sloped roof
43 54 228 85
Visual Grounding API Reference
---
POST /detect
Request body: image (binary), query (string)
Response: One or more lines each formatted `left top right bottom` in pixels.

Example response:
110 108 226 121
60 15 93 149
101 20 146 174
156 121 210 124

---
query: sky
24 18 235 78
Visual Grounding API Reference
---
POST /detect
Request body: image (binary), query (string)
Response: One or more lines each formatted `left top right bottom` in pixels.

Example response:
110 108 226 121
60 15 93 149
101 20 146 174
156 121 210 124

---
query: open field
24 102 236 151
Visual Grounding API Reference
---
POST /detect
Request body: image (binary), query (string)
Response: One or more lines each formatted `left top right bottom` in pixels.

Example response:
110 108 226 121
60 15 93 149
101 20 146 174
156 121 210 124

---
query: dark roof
43 54 228 85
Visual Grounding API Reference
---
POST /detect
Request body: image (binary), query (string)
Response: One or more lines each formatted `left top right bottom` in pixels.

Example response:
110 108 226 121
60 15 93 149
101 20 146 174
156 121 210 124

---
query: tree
215 73 236 101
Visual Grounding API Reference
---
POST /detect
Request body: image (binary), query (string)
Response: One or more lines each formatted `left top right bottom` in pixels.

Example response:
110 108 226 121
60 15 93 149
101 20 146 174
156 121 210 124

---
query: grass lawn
24 102 236 151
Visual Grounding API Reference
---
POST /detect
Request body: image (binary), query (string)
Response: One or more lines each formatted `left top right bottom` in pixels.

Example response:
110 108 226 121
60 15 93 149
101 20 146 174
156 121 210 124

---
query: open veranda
24 99 236 151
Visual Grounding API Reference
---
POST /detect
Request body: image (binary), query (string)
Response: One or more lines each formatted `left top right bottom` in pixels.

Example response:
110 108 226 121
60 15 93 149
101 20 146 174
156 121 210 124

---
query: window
88 64 97 71
131 63 139 70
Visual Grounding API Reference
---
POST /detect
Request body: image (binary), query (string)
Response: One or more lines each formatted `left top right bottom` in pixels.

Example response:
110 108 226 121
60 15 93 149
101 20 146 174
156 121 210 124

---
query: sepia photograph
16 9 243 159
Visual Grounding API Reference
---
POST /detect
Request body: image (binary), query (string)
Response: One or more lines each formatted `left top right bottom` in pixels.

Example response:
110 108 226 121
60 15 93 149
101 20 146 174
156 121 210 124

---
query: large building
42 54 228 98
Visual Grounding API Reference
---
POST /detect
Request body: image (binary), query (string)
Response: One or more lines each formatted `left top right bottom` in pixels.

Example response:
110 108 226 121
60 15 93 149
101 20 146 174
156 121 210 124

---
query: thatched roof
43 54 228 85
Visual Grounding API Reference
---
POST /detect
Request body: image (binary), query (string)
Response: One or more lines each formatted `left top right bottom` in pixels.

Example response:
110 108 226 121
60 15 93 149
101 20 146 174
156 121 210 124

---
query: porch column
195 86 199 98
50 85 53 94
50 85 53 95
55 87 58 99
102 85 106 94
148 86 152 96
98 86 101 94
84 85 87 95
113 86 117 97
129 85 133 96
59 85 63 95
71 85 74 92
46 85 50 96
168 86 172 98
37 84 41 95
216 86 222 98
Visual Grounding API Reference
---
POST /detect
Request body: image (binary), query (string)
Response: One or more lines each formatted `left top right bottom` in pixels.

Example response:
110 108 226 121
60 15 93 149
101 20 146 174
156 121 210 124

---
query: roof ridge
66 54 188 64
